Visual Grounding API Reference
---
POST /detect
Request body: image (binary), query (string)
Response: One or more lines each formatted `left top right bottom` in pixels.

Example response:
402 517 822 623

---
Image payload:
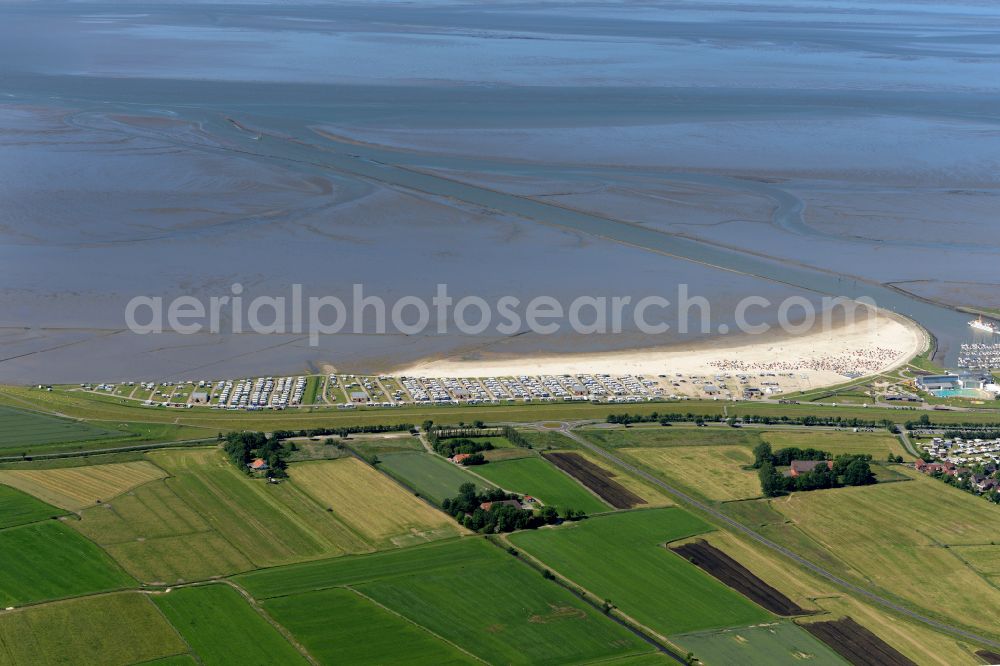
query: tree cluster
432 437 494 458
441 483 580 533
222 431 288 478
442 483 538 533
757 449 876 497
752 442 828 468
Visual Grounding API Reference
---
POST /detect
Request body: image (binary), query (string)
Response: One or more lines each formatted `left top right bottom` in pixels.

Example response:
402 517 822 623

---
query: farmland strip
543 452 644 508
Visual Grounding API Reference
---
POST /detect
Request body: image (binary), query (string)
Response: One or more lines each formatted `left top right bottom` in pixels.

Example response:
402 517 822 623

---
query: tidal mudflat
2 1 997 382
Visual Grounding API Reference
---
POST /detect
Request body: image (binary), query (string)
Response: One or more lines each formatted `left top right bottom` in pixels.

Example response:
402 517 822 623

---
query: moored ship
969 317 999 334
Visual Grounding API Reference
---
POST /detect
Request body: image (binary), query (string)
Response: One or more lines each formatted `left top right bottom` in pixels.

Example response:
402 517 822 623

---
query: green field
581 426 763 449
519 429 580 450
262 587 477 665
376 451 494 505
0 385 707 435
0 450 149 470
348 435 424 457
0 404 125 453
510 509 772 636
0 484 64 529
8 382 1000 459
239 537 655 664
0 521 134 606
303 376 323 405
471 456 610 514
672 622 846 666
153 584 308 665
0 593 187 665
237 538 487 599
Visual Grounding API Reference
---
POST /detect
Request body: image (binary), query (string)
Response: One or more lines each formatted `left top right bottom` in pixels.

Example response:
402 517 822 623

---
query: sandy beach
395 311 927 387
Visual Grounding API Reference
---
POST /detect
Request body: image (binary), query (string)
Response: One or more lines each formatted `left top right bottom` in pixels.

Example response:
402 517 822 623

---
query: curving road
549 422 1000 651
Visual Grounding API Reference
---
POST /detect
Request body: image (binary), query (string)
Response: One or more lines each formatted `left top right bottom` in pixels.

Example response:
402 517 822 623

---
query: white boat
969 317 999 334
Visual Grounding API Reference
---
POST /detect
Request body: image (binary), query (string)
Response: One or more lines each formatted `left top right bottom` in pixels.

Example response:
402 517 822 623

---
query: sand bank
394 312 927 387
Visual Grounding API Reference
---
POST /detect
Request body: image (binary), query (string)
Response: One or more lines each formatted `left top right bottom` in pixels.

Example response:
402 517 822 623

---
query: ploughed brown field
800 617 917 666
542 452 644 509
976 650 1000 664
670 539 808 616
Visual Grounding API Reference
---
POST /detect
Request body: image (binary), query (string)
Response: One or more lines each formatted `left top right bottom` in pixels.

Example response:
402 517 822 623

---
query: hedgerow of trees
607 412 891 428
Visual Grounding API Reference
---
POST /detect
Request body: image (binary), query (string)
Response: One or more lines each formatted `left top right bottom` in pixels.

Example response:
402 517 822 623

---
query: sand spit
395 312 927 388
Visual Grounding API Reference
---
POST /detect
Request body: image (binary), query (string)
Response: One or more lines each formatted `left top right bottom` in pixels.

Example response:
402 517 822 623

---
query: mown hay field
619 445 760 501
73 449 375 584
0 593 187 666
471 456 610 514
510 508 771 636
0 461 167 510
580 426 763 449
153 584 308 665
760 430 911 460
0 521 134 606
952 544 1000 578
765 470 1000 640
151 449 370 566
690 525 984 666
262 587 476 665
290 458 465 548
74 477 254 584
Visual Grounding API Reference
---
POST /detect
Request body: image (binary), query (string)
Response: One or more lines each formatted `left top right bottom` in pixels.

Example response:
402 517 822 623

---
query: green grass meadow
0 521 134 606
510 508 772 635
672 622 847 666
472 456 610 514
0 593 187 665
0 404 126 454
236 538 486 600
376 451 493 505
262 587 476 665
153 584 308 665
0 484 65 529
240 537 655 664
